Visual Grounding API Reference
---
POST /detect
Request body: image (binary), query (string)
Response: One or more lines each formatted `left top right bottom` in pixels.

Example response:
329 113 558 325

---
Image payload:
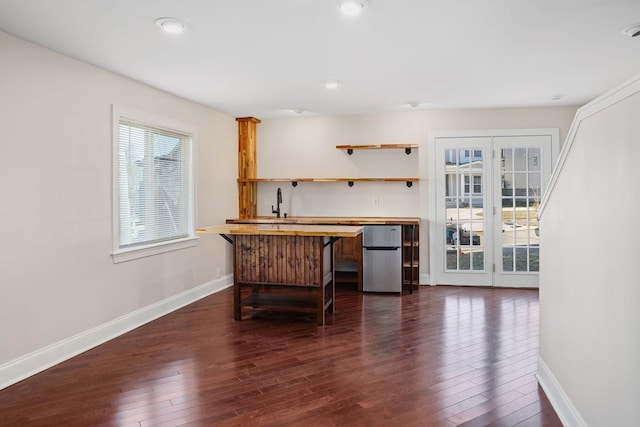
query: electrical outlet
373 196 380 207
260 196 267 206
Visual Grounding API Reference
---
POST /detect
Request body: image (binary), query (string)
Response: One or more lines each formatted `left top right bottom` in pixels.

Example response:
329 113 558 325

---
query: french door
429 130 558 287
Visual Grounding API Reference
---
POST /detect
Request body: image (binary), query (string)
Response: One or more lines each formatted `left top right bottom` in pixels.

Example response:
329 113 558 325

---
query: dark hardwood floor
0 285 562 426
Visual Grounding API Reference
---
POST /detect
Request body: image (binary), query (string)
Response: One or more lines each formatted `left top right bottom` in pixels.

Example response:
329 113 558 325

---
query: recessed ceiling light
407 101 420 108
155 17 187 34
550 94 564 101
621 24 640 37
339 0 368 17
325 80 340 89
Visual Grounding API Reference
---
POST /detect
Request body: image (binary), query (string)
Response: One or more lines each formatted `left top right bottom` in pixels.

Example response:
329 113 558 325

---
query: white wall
538 75 640 426
0 32 236 385
256 107 578 282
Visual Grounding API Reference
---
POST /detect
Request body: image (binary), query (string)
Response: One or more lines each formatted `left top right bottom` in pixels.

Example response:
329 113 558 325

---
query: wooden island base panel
196 224 363 325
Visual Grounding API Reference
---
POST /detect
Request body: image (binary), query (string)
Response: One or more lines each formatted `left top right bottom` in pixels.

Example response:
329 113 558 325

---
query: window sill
112 236 199 264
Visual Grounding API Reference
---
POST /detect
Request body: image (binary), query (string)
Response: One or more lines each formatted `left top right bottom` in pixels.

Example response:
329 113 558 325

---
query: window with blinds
112 107 196 262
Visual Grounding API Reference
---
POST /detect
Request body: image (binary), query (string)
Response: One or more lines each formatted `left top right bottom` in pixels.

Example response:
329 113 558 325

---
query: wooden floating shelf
238 177 419 187
336 144 419 155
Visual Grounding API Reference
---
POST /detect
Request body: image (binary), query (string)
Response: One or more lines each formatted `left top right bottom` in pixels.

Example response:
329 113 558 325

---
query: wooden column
236 117 261 219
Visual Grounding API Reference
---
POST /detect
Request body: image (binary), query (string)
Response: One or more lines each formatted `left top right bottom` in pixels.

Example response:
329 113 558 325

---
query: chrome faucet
272 187 282 218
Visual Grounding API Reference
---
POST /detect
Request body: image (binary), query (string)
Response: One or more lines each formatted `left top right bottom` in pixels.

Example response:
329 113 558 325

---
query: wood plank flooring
0 286 562 426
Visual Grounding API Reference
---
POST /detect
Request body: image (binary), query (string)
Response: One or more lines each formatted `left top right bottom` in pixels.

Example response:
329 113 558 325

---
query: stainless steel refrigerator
363 225 402 293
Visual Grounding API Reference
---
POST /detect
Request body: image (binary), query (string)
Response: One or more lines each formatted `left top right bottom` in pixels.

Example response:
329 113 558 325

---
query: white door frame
428 129 559 287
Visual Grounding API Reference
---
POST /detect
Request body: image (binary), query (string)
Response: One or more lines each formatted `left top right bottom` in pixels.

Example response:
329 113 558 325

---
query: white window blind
116 117 194 253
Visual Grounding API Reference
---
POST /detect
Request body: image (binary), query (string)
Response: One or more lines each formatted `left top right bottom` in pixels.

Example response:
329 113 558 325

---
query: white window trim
111 105 198 263
463 174 483 196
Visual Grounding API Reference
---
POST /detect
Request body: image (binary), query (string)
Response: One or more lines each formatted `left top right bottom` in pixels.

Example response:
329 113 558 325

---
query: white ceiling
1 0 639 119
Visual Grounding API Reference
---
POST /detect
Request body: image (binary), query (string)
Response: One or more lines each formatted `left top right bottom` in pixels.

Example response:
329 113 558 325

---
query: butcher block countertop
226 216 420 225
196 223 363 237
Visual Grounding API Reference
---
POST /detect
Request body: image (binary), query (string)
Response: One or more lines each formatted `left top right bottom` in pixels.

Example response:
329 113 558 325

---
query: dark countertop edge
226 216 420 225
197 223 363 237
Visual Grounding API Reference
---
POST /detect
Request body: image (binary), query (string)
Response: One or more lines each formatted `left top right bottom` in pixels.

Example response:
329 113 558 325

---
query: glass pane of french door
493 136 552 287
500 147 540 272
445 148 485 272
435 137 493 286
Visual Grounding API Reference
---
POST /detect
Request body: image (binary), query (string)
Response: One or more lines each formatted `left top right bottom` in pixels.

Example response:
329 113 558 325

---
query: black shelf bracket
291 181 298 187
406 181 413 188
347 149 354 155
405 147 412 155
348 181 354 187
324 236 341 248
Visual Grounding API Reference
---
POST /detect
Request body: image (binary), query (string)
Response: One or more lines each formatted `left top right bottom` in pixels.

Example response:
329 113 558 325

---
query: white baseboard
537 356 587 427
419 274 431 285
0 275 233 391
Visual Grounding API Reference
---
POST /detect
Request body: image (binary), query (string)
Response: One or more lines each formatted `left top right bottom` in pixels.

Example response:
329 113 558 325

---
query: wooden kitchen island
196 224 363 325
